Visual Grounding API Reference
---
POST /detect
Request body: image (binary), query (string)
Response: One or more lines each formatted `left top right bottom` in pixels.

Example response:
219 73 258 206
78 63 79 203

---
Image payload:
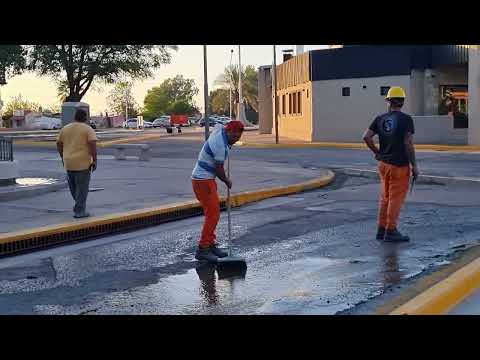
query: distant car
198 117 216 127
89 121 97 129
143 121 153 129
152 116 171 128
123 118 138 129
30 116 62 130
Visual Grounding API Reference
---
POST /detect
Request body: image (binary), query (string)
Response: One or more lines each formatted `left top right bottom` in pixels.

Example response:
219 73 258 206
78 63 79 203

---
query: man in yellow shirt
56 109 98 218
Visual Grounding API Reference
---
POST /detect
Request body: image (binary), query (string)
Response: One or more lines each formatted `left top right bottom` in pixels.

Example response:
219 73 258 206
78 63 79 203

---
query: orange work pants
192 179 220 248
378 162 410 230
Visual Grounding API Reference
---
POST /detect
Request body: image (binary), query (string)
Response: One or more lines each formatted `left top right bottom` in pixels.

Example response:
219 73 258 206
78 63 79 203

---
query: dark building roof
309 45 467 81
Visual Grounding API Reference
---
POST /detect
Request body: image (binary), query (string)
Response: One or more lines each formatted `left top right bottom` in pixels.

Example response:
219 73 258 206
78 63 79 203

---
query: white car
30 116 62 130
123 119 138 129
152 116 171 128
143 121 153 129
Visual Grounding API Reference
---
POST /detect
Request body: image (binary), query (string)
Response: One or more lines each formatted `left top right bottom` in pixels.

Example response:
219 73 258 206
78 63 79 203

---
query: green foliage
143 75 198 118
1 94 42 121
0 45 27 84
214 65 258 112
27 45 178 102
209 88 230 115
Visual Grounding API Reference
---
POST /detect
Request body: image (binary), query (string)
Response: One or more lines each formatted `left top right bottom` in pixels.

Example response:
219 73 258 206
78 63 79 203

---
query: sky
0 45 328 115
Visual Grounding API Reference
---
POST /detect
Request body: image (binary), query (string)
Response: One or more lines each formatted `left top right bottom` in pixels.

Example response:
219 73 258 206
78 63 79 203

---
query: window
292 92 297 114
380 86 390 96
342 87 350 96
289 93 292 114
297 92 302 114
282 94 286 115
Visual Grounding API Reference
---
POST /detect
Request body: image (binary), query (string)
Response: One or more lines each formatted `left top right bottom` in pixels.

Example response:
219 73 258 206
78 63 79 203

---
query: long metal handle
227 156 232 256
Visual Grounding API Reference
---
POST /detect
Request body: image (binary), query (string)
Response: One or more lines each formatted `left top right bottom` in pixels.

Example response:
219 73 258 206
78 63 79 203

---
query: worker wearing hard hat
362 87 419 242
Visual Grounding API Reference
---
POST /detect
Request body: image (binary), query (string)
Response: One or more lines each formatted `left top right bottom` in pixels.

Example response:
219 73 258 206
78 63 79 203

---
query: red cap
225 120 244 132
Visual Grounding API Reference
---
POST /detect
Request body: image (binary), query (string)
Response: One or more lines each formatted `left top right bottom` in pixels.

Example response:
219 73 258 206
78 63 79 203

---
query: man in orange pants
191 120 244 262
363 87 419 242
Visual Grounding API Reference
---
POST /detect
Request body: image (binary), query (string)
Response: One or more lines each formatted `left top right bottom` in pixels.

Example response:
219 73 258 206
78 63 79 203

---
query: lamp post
203 45 210 140
237 45 246 123
229 49 234 120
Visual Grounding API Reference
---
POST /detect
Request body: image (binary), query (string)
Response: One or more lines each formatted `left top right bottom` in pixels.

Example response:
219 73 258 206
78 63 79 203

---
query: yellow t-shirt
57 122 98 171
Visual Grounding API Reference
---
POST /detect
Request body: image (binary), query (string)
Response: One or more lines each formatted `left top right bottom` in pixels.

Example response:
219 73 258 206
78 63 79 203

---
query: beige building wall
276 82 313 141
413 115 467 144
311 75 411 142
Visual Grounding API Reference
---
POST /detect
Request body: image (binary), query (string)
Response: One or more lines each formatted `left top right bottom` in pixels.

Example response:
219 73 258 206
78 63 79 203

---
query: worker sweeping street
362 86 419 242
191 120 245 262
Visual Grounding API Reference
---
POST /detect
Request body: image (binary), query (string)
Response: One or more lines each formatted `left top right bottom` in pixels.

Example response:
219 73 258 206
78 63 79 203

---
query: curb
332 167 480 187
0 181 68 202
390 256 480 315
237 141 480 152
0 171 335 257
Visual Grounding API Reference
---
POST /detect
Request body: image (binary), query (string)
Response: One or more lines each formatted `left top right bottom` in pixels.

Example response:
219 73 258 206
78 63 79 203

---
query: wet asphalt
1 172 480 315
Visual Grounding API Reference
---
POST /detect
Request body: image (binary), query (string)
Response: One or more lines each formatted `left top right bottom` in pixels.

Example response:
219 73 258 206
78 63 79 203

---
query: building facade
258 45 469 144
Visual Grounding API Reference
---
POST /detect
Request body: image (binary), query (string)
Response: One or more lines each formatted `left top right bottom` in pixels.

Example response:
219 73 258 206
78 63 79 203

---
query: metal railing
0 137 13 161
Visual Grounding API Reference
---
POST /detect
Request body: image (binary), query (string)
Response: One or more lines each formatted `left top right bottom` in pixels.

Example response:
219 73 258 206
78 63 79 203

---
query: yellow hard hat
386 86 406 99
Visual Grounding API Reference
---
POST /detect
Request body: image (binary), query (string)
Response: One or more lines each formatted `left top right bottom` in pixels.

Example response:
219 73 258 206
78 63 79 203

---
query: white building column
468 46 480 145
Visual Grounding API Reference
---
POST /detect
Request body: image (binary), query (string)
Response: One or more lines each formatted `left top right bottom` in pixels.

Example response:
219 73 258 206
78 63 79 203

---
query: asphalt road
1 171 480 314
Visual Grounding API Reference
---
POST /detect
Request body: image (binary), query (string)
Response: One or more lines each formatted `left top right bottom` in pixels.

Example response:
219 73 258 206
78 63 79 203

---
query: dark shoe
385 228 410 242
195 246 218 263
376 226 386 240
209 244 228 258
74 212 90 219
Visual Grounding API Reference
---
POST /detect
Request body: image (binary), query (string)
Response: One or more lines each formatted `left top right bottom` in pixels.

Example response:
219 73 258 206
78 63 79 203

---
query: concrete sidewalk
0 152 324 234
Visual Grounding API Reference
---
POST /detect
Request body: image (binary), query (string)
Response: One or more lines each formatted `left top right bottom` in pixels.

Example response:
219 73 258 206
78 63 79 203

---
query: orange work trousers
192 179 220 248
378 161 410 230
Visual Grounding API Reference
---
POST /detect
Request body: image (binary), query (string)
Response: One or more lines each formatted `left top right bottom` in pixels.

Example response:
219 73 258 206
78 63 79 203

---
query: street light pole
229 49 234 120
203 45 210 140
273 45 279 144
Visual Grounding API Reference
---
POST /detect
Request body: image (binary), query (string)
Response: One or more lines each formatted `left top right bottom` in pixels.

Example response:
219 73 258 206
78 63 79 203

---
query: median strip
0 171 334 257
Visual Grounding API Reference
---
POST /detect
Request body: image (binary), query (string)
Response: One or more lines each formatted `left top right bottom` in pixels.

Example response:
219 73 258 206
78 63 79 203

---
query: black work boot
384 228 410 242
376 226 386 240
195 246 218 263
209 244 228 258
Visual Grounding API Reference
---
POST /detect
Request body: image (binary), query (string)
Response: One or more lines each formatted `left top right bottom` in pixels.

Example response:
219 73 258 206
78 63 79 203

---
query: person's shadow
195 263 247 306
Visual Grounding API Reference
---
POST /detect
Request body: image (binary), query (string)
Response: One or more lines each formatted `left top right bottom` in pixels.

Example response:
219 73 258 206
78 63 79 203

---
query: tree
107 81 140 117
143 75 199 119
0 45 27 84
168 100 197 115
27 45 178 102
214 65 258 113
209 88 230 115
1 94 42 127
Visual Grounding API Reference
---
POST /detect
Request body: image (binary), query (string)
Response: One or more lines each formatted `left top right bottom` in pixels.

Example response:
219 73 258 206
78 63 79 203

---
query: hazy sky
0 45 328 114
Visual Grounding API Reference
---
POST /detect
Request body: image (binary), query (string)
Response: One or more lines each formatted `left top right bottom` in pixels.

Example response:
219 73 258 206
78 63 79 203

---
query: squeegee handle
227 156 232 256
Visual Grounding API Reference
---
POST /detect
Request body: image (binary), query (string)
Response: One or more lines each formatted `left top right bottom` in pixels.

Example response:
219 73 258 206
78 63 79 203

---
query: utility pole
273 45 279 144
203 45 210 140
229 49 234 120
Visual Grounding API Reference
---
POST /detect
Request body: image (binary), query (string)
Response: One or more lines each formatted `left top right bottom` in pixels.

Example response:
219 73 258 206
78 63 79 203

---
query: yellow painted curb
0 171 335 247
238 141 480 152
390 256 480 315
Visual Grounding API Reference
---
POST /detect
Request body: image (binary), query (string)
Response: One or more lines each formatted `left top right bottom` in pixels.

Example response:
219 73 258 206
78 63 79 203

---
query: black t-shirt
369 111 415 167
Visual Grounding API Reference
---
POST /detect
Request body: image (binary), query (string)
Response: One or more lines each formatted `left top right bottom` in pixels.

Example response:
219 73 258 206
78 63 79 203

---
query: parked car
30 116 62 130
198 117 216 127
143 121 153 129
152 116 171 128
89 121 97 129
123 118 138 129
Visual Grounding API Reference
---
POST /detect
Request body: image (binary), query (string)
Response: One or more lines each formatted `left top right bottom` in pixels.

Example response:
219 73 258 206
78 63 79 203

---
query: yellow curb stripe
390 257 480 315
0 171 335 248
238 142 480 152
